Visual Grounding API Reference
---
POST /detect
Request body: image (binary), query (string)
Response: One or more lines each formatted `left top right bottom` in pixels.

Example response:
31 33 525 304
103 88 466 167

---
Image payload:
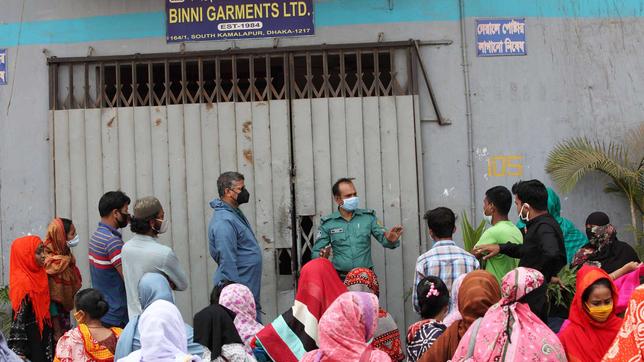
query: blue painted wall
1 0 644 46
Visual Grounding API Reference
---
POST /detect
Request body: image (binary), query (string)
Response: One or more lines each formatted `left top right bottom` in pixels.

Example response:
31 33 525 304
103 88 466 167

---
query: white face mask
519 204 530 222
154 218 169 234
67 234 80 248
482 209 493 225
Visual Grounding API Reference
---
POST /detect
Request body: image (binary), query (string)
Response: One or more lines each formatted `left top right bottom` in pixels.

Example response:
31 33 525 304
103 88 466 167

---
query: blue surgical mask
341 196 359 211
67 235 80 248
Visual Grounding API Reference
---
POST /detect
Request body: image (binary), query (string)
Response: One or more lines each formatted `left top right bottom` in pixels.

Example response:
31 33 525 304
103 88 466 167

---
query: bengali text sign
476 18 526 57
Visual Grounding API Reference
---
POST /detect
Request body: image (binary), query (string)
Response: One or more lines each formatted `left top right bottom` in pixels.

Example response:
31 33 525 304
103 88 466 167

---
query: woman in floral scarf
344 268 404 361
602 284 644 361
571 212 639 275
54 289 122 362
451 267 566 361
43 218 83 341
218 283 264 353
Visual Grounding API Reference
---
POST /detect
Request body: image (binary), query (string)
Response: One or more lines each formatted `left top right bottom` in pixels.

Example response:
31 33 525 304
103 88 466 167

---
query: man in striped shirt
89 191 131 327
412 207 479 314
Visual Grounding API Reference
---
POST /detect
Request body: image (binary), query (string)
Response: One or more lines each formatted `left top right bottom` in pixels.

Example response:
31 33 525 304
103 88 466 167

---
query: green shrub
460 211 486 253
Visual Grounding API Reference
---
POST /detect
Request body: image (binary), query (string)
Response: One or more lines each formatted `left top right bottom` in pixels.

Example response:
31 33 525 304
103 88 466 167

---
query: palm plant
460 211 486 253
545 123 644 242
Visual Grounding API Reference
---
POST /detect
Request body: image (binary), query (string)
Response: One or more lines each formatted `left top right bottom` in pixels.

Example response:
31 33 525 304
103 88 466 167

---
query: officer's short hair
332 177 355 197
217 172 245 197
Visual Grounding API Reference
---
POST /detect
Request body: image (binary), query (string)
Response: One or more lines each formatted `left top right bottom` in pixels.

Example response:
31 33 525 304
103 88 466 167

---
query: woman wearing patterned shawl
54 289 122 362
344 268 404 361
571 212 639 275
299 292 392 362
218 283 264 353
418 270 501 362
254 258 346 362
602 284 644 361
451 267 566 361
43 218 83 341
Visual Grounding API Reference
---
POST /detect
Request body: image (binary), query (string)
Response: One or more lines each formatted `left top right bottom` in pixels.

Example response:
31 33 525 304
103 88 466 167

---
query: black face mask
117 211 130 229
236 188 250 205
586 227 595 240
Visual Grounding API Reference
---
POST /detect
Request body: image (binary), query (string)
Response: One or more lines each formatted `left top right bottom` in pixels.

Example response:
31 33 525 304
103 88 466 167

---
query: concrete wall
1 0 643 285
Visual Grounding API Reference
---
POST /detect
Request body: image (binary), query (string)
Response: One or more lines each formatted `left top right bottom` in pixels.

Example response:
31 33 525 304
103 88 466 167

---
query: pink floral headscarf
218 284 263 351
452 267 566 362
300 292 391 362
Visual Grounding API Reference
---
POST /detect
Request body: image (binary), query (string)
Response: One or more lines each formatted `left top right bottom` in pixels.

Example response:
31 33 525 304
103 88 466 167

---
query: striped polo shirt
89 222 128 327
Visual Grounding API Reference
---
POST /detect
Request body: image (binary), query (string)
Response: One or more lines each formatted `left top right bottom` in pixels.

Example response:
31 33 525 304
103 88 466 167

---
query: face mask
586 226 596 240
482 208 493 225
236 188 250 205
67 234 80 248
586 302 613 322
117 211 130 229
154 218 169 234
519 203 530 222
341 196 359 212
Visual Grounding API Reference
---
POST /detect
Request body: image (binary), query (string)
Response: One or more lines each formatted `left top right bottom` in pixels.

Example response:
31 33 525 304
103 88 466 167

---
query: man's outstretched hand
472 244 500 260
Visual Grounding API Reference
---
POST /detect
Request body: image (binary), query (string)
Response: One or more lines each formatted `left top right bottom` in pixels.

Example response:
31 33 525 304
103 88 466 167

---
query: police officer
312 177 403 280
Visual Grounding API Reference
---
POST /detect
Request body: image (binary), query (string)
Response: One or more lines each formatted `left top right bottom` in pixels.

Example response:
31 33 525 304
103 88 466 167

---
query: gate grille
49 42 417 110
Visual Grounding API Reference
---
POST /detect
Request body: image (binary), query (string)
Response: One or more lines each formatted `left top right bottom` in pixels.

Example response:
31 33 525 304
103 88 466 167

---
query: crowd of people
3 174 644 362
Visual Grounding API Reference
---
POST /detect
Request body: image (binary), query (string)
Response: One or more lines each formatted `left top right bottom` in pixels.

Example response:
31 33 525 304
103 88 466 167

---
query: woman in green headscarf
517 188 587 264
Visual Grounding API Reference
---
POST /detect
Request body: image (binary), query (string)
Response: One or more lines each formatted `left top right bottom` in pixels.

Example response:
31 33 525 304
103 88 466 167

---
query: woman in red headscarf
43 218 83 341
344 268 404 361
254 258 347 362
559 265 623 362
7 235 55 361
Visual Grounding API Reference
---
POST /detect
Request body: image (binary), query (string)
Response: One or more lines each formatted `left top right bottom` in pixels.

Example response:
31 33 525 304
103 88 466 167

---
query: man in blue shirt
89 191 130 327
208 172 263 320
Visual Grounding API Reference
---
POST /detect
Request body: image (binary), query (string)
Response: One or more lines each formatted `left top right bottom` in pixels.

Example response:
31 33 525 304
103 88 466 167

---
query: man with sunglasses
208 171 263 320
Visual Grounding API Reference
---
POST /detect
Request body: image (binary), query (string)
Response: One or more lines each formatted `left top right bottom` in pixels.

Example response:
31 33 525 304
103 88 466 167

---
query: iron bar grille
49 43 415 110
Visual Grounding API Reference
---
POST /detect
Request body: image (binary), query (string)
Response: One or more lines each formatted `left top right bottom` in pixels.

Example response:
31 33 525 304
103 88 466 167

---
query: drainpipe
459 0 477 219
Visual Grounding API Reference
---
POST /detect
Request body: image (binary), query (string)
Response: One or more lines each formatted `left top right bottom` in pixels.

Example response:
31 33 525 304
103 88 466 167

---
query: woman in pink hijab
451 267 566 362
300 292 391 362
218 283 263 353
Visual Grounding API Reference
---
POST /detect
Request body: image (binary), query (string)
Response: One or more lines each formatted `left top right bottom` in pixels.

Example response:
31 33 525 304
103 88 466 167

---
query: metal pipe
47 40 453 64
459 0 477 219
413 40 447 125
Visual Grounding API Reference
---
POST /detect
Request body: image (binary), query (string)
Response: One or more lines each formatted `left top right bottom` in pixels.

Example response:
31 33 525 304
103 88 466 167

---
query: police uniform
312 208 400 278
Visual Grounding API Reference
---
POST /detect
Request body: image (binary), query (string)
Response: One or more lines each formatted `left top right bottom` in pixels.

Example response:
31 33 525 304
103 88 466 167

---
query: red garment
344 268 404 361
9 235 51 334
559 265 623 362
345 267 380 296
602 285 644 361
256 258 347 362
